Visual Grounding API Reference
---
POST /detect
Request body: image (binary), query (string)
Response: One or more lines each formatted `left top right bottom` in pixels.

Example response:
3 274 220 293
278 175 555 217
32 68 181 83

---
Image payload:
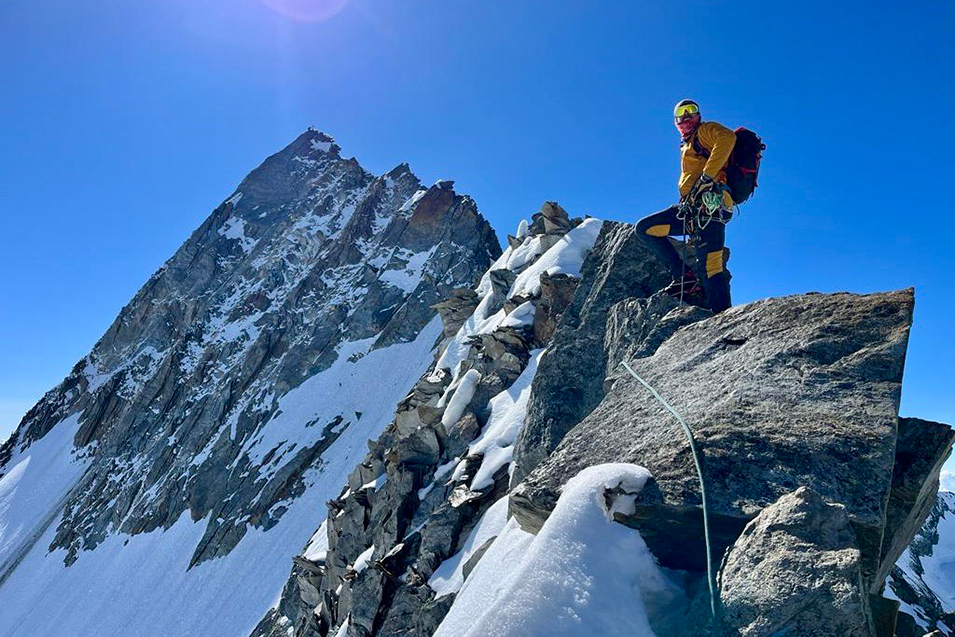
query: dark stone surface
527 201 572 236
432 289 480 340
869 594 900 637
603 292 710 367
512 290 914 581
532 272 578 345
716 487 874 637
894 611 925 637
876 418 954 589
511 221 671 486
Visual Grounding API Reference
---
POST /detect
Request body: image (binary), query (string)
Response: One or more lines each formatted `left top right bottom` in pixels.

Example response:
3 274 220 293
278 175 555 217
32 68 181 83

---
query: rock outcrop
717 486 873 636
510 222 670 486
512 288 914 580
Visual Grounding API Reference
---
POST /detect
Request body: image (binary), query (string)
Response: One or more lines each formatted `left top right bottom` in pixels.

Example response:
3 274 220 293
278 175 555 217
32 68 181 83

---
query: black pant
635 205 732 313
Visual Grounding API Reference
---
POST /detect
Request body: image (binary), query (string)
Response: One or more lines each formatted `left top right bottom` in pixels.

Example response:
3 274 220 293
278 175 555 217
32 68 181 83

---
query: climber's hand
687 174 717 207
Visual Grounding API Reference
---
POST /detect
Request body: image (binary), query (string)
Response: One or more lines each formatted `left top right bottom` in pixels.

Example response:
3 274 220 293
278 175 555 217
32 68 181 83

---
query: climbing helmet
674 99 701 122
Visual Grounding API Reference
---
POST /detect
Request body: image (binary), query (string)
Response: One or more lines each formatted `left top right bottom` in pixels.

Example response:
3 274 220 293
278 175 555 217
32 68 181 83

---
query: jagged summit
303 128 341 155
0 131 500 636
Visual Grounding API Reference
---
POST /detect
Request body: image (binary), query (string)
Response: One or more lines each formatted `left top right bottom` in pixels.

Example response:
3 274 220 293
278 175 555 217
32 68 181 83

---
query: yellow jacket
679 121 736 207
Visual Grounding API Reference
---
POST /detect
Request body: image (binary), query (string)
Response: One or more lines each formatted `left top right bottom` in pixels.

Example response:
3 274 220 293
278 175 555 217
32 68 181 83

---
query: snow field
242 318 442 470
0 414 87 576
0 320 446 637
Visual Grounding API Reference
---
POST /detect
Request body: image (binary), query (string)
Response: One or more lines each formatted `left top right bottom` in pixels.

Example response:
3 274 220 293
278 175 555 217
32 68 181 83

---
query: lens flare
262 0 351 22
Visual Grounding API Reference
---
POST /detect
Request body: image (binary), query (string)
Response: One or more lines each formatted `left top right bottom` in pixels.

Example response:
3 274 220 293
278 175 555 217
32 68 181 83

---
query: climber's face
675 113 701 137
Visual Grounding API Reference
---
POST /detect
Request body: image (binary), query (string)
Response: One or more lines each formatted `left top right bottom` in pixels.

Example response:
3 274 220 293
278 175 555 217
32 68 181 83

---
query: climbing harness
618 361 720 628
675 200 698 306
697 184 732 231
676 201 693 232
672 185 733 309
677 195 731 236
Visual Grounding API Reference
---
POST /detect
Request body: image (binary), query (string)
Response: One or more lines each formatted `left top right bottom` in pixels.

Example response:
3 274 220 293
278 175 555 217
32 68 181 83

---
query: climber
636 99 735 313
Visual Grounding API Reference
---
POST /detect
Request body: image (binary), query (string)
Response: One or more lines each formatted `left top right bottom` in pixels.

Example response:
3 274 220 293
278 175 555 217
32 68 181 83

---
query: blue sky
1 0 952 445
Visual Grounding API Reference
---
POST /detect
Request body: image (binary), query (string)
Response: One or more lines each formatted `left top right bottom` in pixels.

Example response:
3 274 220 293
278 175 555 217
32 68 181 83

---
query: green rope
618 360 719 624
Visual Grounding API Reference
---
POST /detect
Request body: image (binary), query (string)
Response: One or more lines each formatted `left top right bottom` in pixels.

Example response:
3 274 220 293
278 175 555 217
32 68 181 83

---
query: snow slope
0 321 443 637
887 491 955 633
0 414 88 585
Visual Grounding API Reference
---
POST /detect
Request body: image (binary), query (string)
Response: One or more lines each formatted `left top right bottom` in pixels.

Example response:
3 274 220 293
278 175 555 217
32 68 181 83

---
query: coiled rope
618 360 719 625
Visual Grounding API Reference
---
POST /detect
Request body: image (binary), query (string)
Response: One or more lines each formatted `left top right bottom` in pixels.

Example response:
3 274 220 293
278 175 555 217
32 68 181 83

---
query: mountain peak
0 130 501 637
299 127 340 157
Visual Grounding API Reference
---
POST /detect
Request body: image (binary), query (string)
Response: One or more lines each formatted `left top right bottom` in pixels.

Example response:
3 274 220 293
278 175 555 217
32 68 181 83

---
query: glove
687 174 717 206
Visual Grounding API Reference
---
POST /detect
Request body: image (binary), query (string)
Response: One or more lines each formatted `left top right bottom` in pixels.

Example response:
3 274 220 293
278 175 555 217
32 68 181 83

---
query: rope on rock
618 360 720 626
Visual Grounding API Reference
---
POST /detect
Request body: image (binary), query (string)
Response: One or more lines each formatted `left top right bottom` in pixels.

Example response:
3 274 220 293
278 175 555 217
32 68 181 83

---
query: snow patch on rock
467 350 543 491
510 218 602 297
429 496 509 598
441 369 481 427
379 247 436 293
435 463 685 637
303 519 329 563
218 216 258 253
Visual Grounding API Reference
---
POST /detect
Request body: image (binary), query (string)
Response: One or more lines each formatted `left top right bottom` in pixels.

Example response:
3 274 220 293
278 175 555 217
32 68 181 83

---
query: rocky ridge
253 202 594 636
257 216 952 636
887 491 955 634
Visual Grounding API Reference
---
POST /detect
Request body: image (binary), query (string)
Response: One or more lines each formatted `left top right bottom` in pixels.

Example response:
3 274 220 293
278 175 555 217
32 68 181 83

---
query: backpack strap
691 132 711 159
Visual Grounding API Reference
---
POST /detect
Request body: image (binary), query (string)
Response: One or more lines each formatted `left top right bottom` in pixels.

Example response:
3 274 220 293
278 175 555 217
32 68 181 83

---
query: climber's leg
635 206 688 279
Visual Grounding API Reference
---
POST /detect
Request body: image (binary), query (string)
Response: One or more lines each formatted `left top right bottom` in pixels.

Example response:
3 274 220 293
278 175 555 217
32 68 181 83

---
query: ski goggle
673 102 700 121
